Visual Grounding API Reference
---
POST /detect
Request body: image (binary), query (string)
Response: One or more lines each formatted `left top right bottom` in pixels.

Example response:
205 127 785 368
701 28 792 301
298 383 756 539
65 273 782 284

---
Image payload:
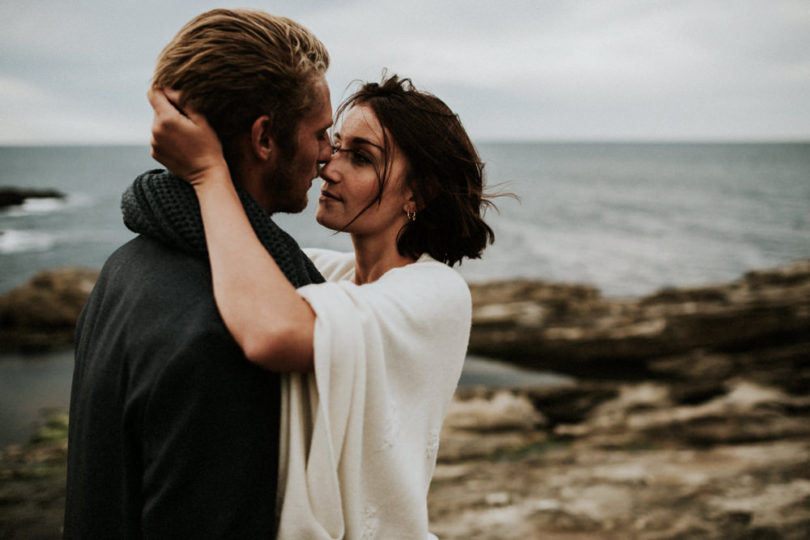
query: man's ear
250 115 276 160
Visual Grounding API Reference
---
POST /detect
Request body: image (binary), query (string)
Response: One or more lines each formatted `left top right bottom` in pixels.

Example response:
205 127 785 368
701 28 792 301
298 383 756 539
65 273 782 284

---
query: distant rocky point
0 187 65 209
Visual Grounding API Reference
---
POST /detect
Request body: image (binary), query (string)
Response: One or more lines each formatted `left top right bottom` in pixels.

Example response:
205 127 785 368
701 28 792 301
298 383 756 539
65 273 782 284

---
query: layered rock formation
468 259 810 393
3 260 809 377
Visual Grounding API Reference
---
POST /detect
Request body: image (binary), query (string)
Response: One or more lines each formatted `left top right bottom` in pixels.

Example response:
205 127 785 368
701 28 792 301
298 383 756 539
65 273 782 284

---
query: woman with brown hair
148 74 495 538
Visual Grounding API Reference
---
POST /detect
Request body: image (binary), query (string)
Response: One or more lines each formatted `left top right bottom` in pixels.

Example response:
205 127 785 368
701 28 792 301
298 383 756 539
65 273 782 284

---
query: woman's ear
250 115 276 160
402 191 419 215
406 185 429 212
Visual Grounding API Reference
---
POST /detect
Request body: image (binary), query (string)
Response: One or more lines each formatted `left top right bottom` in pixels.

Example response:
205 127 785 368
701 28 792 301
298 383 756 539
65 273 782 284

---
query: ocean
1 142 809 445
2 143 809 296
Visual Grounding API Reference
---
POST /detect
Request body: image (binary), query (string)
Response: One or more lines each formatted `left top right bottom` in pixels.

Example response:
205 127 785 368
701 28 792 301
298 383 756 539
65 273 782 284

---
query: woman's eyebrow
352 137 383 151
333 132 383 152
349 137 383 152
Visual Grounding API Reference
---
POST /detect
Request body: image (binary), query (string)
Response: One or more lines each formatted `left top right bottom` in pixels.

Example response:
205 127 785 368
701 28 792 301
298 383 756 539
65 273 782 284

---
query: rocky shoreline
1 260 809 538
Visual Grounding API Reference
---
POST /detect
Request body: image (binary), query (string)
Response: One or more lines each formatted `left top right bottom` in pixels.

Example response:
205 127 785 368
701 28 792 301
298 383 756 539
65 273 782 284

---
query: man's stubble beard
264 153 314 215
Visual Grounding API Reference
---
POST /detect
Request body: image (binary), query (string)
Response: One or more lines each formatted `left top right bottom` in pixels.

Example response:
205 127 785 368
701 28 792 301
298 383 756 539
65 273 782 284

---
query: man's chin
294 194 309 213
273 195 309 215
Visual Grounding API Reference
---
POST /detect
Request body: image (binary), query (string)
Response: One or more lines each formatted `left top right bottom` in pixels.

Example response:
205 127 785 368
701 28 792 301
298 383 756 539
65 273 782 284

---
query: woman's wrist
189 161 232 191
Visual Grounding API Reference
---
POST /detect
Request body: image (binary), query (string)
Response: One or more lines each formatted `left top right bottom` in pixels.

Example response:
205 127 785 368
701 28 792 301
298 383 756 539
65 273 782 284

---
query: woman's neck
351 231 415 285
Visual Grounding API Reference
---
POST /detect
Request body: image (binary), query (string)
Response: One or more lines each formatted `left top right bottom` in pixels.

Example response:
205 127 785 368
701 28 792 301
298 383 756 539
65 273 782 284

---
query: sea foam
0 229 56 254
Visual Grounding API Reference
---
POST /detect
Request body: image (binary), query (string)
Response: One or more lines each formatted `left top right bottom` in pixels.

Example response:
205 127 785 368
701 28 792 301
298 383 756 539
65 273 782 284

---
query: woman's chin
315 212 339 232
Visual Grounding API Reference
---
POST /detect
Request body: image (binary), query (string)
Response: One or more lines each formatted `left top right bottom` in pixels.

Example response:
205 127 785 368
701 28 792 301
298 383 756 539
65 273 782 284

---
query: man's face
261 76 333 214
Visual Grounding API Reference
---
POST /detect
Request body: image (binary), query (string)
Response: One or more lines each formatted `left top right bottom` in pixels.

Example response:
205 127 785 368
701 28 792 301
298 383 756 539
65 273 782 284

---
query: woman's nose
319 157 338 184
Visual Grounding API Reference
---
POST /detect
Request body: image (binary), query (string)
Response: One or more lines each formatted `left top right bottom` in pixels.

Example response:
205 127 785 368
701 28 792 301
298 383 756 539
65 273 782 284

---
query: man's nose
316 151 332 177
317 137 332 162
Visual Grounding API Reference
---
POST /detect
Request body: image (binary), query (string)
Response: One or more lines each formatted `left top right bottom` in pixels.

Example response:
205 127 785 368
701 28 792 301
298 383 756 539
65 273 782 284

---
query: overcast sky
1 0 808 145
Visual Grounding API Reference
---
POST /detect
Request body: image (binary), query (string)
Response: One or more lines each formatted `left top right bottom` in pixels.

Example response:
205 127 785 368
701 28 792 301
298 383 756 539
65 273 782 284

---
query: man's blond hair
153 9 329 166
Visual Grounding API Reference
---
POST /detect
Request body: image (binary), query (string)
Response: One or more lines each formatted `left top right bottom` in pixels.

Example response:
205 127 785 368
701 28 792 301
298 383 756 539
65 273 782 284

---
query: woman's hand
147 88 228 186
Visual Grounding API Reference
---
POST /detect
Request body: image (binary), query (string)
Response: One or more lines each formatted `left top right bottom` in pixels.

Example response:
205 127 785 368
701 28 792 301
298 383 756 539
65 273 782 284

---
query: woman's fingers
148 88 188 132
156 88 213 130
145 87 227 184
148 87 216 138
146 87 172 115
161 88 191 119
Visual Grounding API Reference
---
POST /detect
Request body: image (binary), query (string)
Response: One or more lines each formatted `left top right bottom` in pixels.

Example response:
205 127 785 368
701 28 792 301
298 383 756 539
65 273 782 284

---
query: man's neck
232 165 274 214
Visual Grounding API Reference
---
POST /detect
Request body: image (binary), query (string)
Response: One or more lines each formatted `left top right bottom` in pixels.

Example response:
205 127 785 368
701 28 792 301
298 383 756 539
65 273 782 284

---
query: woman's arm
147 87 314 371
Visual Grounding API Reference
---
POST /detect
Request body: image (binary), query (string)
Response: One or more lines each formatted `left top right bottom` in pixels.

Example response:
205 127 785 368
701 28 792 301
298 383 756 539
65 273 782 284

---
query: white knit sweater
275 249 470 539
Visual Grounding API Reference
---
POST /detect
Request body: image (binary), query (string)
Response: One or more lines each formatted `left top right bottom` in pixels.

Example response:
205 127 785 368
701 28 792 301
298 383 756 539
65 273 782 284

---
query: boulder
0 267 99 351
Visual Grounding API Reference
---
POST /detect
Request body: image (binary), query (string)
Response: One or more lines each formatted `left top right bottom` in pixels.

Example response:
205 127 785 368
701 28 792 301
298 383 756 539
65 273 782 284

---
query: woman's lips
320 191 342 202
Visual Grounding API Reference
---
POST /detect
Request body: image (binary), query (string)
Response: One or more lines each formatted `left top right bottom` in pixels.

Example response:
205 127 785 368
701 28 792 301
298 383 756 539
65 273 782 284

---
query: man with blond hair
64 9 332 537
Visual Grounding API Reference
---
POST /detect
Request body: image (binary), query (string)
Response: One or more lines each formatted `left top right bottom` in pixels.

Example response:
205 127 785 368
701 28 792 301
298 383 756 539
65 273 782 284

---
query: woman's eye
351 152 371 165
331 144 371 166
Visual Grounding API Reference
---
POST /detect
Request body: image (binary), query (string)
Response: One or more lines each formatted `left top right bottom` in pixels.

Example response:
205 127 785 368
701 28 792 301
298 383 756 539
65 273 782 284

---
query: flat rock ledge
468 259 810 393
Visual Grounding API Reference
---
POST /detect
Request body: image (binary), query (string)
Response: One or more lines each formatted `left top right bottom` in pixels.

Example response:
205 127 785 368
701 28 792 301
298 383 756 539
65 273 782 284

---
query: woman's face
316 105 413 237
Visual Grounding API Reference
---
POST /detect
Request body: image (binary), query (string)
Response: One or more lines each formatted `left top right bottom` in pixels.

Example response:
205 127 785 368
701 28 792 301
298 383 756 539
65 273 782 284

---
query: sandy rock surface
429 380 810 539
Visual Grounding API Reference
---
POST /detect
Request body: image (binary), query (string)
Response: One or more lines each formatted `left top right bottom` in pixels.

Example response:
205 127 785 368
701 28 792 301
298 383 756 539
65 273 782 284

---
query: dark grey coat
64 171 322 538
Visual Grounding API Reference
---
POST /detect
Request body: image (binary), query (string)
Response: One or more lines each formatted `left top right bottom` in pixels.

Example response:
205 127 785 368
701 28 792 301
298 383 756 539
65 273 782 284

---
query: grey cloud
1 0 808 144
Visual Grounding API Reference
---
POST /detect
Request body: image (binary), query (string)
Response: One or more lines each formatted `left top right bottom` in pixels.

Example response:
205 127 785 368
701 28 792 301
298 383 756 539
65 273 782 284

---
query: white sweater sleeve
276 258 471 539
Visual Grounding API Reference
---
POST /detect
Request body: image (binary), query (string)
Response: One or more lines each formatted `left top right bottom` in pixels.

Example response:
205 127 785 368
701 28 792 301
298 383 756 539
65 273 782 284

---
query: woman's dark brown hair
336 74 495 266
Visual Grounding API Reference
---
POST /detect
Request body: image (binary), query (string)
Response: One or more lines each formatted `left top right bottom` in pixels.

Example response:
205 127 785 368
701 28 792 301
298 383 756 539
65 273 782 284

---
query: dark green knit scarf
121 169 324 287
